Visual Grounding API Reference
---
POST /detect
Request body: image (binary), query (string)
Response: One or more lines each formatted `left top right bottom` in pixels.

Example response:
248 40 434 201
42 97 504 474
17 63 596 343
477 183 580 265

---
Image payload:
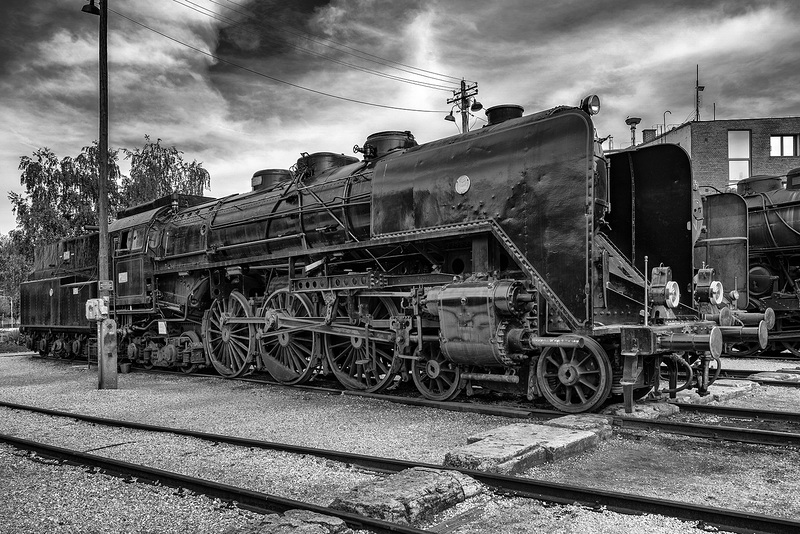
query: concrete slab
663 379 758 405
443 418 609 474
544 414 613 439
603 401 681 419
328 467 481 525
233 510 353 534
709 379 758 401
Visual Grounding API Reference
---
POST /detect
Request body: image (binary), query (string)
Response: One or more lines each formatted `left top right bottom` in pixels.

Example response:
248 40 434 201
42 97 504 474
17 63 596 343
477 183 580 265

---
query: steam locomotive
710 168 800 356
20 96 769 413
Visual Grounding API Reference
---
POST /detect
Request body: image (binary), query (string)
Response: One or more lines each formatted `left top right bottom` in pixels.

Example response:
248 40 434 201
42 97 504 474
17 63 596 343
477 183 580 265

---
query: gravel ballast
2 355 799 532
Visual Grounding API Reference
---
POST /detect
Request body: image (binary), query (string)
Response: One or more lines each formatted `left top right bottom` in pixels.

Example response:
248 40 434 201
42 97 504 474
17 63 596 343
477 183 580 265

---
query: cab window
117 227 144 252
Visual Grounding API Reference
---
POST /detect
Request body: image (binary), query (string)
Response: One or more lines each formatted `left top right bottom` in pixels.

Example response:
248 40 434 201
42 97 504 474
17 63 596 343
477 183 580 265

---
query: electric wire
211 0 470 85
108 7 448 113
171 0 454 91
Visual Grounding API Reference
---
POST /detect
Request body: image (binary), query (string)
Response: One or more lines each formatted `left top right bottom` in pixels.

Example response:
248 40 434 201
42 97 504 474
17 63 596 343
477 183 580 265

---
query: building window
728 130 750 185
771 135 798 156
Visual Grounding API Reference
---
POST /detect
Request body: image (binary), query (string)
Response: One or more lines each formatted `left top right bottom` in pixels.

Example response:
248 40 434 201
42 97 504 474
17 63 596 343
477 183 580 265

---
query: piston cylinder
731 308 775 329
424 280 530 366
718 321 769 349
657 327 723 358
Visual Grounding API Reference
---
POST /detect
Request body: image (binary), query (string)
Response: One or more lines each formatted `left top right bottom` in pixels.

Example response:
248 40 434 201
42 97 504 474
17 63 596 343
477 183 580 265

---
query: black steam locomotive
710 168 800 356
20 97 768 413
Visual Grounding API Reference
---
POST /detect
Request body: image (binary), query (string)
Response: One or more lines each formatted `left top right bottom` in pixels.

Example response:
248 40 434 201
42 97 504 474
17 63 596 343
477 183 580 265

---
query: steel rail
612 417 800 447
0 433 433 534
2 402 800 533
7 395 800 449
152 370 800 433
672 402 800 424
15 356 800 442
723 376 800 388
720 367 800 378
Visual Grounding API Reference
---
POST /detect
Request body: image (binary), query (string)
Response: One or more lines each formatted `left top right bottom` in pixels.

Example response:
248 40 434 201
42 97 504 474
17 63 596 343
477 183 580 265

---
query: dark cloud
4 0 800 234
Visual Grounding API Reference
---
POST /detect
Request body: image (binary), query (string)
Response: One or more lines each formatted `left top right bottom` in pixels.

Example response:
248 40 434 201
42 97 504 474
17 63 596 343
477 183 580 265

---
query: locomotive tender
21 97 769 413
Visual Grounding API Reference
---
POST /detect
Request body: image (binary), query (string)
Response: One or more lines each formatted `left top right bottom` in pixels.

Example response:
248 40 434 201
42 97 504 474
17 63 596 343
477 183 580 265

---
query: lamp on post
82 0 117 389
662 110 671 142
625 116 641 148
446 80 479 133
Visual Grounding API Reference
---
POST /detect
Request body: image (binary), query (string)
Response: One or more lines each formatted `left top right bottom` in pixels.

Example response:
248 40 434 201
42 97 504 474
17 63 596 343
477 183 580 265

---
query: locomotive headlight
709 280 724 306
580 94 601 115
665 281 680 308
648 280 681 308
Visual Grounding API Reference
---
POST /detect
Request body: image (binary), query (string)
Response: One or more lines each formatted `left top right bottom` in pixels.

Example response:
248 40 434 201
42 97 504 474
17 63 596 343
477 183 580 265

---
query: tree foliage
121 135 211 207
0 233 29 321
7 137 211 263
9 143 121 261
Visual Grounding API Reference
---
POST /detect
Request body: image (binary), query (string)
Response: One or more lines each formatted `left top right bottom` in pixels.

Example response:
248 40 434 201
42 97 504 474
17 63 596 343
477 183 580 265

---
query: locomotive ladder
487 220 582 332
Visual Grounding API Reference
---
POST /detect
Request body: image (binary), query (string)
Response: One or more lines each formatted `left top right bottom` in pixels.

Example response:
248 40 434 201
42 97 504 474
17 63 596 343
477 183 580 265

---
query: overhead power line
171 0 454 91
108 8 448 113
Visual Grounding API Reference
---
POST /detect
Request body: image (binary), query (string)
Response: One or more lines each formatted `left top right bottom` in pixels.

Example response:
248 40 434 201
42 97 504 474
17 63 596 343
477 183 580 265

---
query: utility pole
83 0 117 389
695 65 705 121
447 80 479 133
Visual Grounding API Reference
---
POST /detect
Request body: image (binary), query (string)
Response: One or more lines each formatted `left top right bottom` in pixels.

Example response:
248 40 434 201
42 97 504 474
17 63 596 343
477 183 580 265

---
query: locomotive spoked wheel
258 289 317 385
203 290 255 378
178 331 201 374
323 296 399 392
536 336 612 413
411 347 462 401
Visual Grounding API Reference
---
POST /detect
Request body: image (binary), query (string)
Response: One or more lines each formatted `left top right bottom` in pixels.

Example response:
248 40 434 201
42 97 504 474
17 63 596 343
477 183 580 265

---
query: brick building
637 117 800 195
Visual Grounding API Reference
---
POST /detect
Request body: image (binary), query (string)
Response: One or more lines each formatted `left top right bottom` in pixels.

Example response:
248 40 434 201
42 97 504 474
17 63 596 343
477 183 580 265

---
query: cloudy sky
2 0 800 235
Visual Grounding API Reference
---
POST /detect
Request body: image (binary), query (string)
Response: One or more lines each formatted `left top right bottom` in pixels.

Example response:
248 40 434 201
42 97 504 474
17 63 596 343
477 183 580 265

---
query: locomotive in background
20 96 769 413
712 167 800 356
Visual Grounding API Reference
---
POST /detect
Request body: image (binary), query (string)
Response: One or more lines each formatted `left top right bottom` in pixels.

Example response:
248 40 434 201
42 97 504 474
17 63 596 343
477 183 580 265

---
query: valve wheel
536 336 612 413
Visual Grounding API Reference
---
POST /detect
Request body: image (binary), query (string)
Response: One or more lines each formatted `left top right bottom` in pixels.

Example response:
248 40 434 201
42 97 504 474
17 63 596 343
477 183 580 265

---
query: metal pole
695 65 699 121
96 0 117 389
460 79 469 134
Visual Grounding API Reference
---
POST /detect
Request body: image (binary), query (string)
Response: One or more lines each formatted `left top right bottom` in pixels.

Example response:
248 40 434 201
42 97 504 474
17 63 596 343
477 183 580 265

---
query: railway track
0 432 430 534
2 403 799 534
15 355 800 445
719 367 800 386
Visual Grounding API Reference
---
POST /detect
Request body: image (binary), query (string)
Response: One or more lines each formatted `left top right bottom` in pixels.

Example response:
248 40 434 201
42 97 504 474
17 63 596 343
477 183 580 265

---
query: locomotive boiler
21 96 769 413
